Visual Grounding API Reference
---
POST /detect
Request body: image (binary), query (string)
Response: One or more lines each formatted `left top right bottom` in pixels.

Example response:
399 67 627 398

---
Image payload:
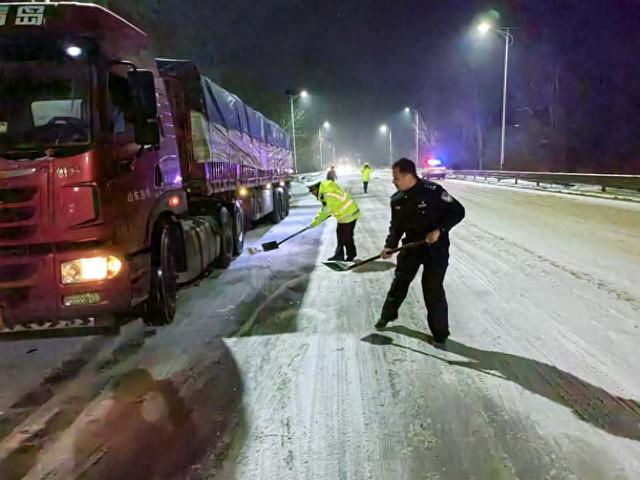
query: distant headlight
61 256 122 285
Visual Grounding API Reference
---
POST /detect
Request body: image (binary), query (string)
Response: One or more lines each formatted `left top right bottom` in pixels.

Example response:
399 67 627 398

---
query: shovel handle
346 240 428 271
277 226 311 246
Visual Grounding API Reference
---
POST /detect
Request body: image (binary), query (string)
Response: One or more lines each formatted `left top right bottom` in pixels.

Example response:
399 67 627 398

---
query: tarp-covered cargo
157 59 292 192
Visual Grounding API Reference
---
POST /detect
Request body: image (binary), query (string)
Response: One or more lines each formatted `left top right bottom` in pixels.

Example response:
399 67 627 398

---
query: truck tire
268 189 284 224
215 206 233 268
283 186 290 217
143 221 178 326
232 202 245 255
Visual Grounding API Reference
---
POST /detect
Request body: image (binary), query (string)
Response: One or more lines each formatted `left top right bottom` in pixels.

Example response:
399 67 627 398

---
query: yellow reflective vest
311 180 361 227
362 166 371 182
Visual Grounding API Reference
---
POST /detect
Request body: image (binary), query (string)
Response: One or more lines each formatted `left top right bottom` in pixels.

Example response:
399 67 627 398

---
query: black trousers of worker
335 220 357 259
363 181 369 193
381 249 450 340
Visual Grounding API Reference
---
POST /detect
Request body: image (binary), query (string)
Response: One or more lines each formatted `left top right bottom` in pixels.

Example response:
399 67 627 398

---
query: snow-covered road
0 171 638 479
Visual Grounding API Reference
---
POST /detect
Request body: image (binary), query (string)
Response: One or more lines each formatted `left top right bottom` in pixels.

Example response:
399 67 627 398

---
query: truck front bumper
0 246 132 329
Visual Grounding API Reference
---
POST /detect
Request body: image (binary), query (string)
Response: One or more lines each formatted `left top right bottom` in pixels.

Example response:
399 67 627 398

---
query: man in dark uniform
375 158 465 346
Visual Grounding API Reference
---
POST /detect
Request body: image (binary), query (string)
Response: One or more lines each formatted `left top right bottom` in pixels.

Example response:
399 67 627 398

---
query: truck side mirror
127 70 160 146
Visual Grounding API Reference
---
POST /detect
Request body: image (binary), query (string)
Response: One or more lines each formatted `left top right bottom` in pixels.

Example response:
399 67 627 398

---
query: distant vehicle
422 158 447 180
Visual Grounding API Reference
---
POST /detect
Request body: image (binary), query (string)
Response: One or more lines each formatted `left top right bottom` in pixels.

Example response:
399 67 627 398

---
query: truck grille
0 187 37 203
0 206 36 223
0 263 38 282
0 225 37 241
0 186 40 243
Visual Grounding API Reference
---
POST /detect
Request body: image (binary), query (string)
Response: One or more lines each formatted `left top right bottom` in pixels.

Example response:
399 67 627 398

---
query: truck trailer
0 2 293 334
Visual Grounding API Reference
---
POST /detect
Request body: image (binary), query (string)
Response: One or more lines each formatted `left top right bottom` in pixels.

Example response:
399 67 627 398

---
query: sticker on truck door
0 5 46 27
0 122 7 134
15 6 45 26
0 6 8 26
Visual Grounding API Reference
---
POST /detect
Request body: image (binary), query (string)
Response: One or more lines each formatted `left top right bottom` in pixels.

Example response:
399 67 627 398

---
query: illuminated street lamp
379 124 393 165
285 89 309 173
477 21 491 35
476 19 514 171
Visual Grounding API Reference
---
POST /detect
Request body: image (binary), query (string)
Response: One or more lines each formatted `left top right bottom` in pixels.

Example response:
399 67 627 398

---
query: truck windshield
0 61 91 159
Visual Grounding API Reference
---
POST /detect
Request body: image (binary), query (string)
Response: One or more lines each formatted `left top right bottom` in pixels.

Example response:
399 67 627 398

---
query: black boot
327 254 345 261
374 316 397 330
432 336 448 350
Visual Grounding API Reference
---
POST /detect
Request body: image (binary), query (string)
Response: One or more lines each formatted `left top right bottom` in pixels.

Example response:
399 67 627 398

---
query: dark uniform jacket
385 179 465 257
326 169 338 181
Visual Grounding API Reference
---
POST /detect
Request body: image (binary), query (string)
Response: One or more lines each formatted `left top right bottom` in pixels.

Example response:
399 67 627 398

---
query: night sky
112 0 640 172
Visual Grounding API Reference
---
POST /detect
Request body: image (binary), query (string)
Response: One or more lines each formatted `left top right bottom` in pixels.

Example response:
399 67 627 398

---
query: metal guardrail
449 170 640 192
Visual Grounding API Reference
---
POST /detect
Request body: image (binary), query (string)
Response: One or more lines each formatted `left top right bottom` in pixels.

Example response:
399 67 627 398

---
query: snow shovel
261 226 311 252
322 240 428 272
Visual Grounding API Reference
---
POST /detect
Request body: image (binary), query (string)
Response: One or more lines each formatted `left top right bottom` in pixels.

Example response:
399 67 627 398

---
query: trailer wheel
143 221 178 326
215 206 233 268
268 189 284 224
232 202 245 255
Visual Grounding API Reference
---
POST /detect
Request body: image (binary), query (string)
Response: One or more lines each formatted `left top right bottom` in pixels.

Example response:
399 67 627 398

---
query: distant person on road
326 165 338 181
361 163 372 193
308 179 361 261
376 158 465 346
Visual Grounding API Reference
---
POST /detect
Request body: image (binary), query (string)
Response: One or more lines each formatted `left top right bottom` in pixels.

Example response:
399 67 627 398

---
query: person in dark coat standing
375 158 465 346
326 165 338 181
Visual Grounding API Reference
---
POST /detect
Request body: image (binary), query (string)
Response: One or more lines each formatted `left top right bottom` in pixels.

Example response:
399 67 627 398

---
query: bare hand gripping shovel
322 240 428 272
261 226 311 251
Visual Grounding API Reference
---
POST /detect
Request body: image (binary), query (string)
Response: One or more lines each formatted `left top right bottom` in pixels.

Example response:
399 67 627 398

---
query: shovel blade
322 261 352 272
261 241 279 251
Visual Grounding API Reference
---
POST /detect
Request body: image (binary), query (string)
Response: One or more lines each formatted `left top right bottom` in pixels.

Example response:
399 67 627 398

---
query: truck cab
0 3 203 333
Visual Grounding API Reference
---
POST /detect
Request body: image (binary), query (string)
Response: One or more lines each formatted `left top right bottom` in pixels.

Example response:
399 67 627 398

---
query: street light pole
288 95 298 173
380 124 393 166
414 110 419 163
318 127 324 170
405 107 421 163
477 22 514 171
498 27 513 171
285 89 308 173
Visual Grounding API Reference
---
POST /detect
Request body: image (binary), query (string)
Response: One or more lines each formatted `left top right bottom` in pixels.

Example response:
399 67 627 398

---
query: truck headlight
61 256 123 285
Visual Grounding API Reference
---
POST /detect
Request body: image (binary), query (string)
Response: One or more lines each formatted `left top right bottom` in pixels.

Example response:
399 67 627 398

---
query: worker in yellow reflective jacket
361 163 372 193
309 179 361 261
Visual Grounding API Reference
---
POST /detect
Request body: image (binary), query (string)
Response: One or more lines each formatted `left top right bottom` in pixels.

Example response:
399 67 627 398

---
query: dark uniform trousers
381 248 449 340
363 181 369 193
335 220 357 259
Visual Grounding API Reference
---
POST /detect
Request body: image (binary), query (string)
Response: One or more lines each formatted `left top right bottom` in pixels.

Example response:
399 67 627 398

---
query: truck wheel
283 186 290 217
268 189 284 224
215 206 233 268
232 202 245 255
143 222 178 326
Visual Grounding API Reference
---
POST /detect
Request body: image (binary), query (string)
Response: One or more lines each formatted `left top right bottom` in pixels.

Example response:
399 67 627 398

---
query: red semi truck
0 2 292 334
